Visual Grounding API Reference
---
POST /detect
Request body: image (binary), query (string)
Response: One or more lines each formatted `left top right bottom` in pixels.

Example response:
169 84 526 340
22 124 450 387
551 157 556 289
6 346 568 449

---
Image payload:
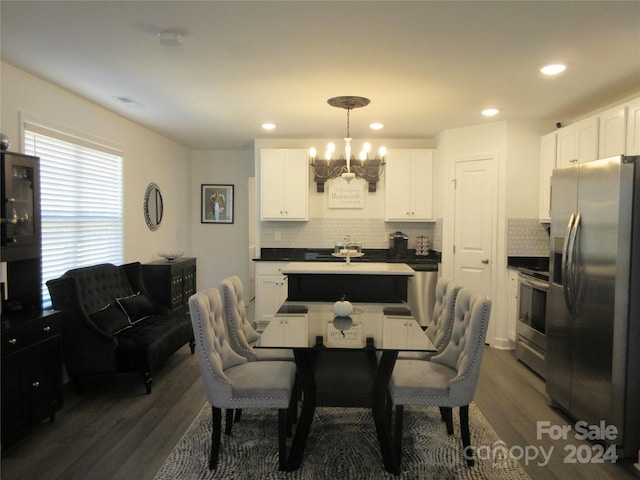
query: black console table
142 257 196 314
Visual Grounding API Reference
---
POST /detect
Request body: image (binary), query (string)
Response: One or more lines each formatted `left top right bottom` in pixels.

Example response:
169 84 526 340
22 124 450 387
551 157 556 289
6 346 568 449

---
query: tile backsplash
260 218 544 256
261 218 442 251
507 218 549 256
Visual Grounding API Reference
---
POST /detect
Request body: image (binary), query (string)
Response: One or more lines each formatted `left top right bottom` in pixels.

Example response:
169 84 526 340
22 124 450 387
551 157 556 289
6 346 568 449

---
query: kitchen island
281 261 415 275
282 261 414 302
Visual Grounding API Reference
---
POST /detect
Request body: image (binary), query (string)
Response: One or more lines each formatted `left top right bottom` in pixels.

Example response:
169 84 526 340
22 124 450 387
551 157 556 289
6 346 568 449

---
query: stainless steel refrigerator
547 155 640 457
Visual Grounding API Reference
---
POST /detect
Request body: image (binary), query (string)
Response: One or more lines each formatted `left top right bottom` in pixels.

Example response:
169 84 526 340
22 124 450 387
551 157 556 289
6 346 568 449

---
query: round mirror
144 182 164 231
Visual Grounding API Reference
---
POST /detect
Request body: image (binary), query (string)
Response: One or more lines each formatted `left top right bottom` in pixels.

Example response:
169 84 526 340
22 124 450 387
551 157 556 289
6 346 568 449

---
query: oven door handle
519 275 549 292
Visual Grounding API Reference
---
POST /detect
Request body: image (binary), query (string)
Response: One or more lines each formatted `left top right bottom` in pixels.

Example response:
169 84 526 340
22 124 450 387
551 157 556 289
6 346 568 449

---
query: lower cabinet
1 310 62 447
142 257 197 314
508 269 519 345
254 262 288 331
259 314 307 347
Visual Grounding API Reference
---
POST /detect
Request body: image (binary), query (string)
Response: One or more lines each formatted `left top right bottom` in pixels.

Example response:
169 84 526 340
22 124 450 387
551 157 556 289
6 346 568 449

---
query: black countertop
507 256 550 280
256 248 441 265
507 256 549 271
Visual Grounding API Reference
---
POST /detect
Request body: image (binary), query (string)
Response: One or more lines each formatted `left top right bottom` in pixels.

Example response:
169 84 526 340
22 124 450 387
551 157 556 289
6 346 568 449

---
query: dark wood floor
2 345 638 480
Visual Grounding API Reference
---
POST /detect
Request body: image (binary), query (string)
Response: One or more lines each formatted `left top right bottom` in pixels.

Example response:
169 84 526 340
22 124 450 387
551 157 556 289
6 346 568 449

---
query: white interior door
453 158 494 297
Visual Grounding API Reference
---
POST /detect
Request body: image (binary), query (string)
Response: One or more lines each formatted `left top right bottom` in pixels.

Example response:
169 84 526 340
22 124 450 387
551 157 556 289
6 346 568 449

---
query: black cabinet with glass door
1 152 42 313
1 152 41 261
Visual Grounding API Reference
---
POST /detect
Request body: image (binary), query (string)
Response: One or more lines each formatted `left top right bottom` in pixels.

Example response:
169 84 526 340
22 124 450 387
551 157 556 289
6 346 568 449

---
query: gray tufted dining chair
188 287 297 471
398 277 462 361
389 288 492 467
219 276 294 362
219 276 296 431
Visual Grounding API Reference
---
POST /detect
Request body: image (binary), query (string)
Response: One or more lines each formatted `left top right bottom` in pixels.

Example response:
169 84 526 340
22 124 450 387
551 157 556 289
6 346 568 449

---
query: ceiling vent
115 96 144 108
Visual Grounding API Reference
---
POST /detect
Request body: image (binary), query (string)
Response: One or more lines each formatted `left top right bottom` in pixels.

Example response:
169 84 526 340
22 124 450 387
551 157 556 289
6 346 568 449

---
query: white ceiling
1 1 639 150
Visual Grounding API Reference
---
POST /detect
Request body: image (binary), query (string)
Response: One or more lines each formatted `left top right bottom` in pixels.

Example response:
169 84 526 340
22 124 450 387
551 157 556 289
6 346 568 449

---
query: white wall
505 121 550 218
436 120 546 348
190 149 254 292
0 62 192 265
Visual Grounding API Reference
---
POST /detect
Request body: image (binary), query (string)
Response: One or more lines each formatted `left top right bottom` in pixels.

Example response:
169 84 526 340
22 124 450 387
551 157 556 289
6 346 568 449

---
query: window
24 124 123 307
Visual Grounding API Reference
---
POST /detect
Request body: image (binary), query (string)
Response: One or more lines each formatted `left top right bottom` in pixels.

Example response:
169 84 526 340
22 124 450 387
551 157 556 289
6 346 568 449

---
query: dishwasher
406 262 439 327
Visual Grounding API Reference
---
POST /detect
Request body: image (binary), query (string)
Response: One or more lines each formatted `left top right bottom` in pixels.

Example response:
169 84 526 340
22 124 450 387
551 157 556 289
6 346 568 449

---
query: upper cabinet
626 97 640 155
260 149 309 221
1 152 41 262
598 104 627 158
538 96 640 223
556 116 599 167
385 149 434 222
538 132 556 223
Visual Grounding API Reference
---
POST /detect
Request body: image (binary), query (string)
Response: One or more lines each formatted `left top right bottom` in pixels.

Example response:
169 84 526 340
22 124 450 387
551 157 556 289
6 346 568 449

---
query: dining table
255 300 435 475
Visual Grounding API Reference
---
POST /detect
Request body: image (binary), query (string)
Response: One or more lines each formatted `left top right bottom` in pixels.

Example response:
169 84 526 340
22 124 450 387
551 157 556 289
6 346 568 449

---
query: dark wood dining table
256 301 435 475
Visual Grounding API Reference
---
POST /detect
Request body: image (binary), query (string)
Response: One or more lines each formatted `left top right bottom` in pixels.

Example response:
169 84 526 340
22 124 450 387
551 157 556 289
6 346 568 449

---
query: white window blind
24 126 123 307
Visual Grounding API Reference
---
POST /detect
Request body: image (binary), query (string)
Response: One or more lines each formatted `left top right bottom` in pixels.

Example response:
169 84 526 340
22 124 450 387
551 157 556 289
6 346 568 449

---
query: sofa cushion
117 292 155 323
114 313 193 372
90 304 131 335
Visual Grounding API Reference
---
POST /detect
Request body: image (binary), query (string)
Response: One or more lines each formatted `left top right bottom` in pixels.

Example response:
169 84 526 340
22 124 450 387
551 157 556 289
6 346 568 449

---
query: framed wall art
201 184 234 224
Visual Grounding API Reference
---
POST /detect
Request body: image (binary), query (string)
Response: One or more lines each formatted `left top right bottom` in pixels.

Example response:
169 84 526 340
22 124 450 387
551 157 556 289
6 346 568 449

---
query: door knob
481 258 489 264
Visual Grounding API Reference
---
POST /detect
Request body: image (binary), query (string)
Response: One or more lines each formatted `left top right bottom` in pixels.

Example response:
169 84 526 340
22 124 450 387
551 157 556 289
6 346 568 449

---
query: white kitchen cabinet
538 132 556 223
259 314 308 347
385 149 434 221
556 116 599 167
508 269 519 344
260 149 309 221
382 316 426 350
598 104 627 158
626 97 640 155
254 262 289 331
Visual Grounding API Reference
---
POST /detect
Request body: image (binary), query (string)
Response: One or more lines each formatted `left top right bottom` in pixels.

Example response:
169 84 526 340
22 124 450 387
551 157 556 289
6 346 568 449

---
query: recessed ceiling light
157 30 184 47
482 108 500 117
540 64 566 75
370 122 384 130
262 123 276 130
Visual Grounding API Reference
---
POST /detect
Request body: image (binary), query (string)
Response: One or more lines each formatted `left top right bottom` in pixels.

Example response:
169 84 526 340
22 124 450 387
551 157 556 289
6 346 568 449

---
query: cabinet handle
43 326 51 332
8 338 17 345
32 381 40 388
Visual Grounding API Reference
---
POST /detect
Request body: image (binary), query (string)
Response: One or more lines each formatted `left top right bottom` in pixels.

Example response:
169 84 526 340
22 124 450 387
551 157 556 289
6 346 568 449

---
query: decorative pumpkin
333 295 353 317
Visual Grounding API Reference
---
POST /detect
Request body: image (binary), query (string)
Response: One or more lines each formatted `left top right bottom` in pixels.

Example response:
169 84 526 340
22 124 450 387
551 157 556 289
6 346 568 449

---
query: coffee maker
388 231 408 259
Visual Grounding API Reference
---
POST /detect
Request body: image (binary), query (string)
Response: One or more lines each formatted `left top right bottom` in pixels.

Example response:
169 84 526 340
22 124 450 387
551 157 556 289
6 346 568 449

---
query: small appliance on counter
388 231 408 258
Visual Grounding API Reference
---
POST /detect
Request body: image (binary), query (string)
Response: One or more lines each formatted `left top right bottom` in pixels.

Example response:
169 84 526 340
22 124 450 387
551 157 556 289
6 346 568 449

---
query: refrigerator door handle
567 212 581 313
562 213 576 313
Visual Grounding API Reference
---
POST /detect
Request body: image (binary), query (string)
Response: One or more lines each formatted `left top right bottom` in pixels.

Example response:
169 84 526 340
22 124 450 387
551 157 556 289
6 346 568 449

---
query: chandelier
310 96 386 193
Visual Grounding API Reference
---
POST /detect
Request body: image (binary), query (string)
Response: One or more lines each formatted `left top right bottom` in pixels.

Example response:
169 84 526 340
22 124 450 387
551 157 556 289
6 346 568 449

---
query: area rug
154 403 530 480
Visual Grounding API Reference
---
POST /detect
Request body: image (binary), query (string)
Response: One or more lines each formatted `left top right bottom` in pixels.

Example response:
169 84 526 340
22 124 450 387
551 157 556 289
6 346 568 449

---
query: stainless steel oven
515 271 548 379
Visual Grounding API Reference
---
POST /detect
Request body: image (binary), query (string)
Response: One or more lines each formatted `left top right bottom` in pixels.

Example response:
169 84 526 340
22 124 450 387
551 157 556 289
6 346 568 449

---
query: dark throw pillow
90 304 131 335
116 292 155 323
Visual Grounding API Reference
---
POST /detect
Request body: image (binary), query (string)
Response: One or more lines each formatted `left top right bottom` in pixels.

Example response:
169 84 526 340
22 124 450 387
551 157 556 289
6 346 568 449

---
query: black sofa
47 262 194 394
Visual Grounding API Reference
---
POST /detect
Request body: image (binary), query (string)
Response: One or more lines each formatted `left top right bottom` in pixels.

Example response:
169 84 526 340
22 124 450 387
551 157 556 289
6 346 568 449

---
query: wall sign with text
327 180 364 209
